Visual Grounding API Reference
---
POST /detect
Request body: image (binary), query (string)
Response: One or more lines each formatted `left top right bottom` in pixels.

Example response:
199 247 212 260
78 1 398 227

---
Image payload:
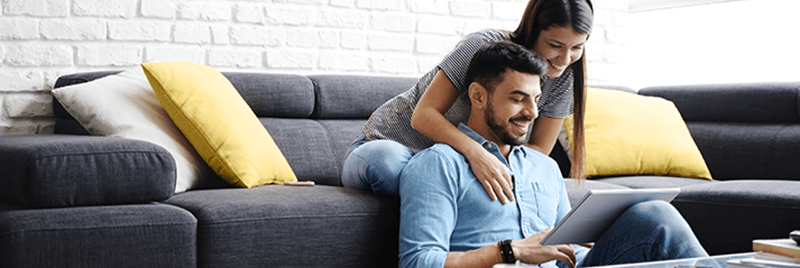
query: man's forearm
445 243 504 268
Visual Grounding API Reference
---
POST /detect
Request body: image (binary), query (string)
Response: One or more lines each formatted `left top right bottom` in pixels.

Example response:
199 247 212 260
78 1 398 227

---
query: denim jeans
341 132 413 195
569 200 709 268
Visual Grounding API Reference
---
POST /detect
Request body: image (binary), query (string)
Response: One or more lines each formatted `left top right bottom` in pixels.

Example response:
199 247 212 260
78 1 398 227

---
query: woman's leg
576 200 708 267
341 137 414 195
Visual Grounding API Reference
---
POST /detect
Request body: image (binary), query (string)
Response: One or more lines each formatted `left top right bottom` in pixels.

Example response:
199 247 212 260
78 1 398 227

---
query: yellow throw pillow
564 87 712 180
142 62 297 188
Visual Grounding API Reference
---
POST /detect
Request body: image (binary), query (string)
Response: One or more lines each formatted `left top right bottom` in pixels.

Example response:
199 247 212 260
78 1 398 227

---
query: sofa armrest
0 135 176 208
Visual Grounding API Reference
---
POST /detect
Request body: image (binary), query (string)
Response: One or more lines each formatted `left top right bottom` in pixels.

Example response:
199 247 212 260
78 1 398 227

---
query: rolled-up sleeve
398 148 460 268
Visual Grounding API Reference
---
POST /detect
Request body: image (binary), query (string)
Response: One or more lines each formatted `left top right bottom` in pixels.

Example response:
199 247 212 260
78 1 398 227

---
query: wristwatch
498 239 517 263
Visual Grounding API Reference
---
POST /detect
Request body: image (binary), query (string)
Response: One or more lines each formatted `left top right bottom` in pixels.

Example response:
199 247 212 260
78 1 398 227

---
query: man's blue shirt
398 124 582 268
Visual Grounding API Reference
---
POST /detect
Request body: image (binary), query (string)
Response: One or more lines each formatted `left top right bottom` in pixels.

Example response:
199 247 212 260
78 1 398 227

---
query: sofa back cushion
261 75 416 185
225 73 315 118
685 122 800 180
308 75 418 119
639 82 800 123
260 118 365 186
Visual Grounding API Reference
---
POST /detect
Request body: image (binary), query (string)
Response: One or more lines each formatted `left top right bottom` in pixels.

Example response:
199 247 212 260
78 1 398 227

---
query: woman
342 0 592 203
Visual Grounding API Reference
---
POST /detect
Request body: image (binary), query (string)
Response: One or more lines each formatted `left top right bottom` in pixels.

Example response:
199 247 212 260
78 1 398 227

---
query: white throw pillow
51 67 214 193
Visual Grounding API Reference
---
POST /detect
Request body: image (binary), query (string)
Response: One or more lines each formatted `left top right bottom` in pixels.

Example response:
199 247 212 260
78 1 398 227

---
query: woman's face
533 25 589 78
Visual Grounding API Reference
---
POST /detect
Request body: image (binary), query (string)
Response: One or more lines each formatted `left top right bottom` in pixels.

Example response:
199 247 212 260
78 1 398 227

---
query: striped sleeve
438 30 508 94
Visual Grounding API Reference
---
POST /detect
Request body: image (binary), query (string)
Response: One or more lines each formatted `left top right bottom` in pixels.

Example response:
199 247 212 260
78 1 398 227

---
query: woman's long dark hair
510 0 593 181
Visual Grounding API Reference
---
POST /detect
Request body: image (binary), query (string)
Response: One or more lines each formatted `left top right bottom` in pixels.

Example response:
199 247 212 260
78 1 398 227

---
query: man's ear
468 82 488 109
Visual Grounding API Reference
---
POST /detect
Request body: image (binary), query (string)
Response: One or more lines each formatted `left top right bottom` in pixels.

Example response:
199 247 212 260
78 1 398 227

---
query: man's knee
629 200 676 216
359 140 414 170
627 200 691 233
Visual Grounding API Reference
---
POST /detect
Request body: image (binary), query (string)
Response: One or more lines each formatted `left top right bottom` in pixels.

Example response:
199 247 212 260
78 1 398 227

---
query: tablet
541 188 681 245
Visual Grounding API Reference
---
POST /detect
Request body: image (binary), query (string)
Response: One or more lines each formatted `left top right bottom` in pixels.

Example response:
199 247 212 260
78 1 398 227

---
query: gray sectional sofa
1 71 799 267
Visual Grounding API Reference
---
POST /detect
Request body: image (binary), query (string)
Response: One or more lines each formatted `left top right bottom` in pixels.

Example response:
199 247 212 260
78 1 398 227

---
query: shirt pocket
531 182 559 226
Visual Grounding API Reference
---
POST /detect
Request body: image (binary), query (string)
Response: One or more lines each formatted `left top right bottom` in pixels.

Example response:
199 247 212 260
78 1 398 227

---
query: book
754 239 800 259
755 252 800 264
725 260 763 268
727 258 800 268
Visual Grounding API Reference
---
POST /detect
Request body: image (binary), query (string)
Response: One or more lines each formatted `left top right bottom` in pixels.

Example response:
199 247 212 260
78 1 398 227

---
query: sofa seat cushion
0 135 176 208
164 185 399 268
0 202 196 268
595 176 715 189
671 180 800 255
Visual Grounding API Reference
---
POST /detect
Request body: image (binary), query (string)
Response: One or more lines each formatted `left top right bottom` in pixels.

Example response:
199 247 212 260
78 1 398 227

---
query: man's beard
484 100 531 146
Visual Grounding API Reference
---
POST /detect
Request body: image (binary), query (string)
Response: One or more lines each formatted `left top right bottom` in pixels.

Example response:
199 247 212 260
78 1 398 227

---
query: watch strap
498 239 517 264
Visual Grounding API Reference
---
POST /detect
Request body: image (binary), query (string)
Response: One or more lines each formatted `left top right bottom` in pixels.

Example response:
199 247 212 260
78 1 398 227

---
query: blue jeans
570 200 708 268
341 132 413 195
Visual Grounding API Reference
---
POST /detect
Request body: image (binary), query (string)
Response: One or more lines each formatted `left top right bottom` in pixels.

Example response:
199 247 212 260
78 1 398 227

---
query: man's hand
467 148 514 204
512 228 577 268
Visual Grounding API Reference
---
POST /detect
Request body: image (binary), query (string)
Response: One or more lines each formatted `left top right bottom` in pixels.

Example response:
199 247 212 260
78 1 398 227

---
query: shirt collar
457 123 527 160
458 123 490 146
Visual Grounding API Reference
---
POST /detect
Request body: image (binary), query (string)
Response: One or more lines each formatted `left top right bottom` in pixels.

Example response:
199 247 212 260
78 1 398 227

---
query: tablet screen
541 188 681 245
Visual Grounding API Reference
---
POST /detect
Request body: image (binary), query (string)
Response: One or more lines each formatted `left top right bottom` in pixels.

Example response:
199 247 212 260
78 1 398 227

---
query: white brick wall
0 0 628 135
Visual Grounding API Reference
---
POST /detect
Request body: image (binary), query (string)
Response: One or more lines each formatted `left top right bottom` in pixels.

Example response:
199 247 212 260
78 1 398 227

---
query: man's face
484 69 542 146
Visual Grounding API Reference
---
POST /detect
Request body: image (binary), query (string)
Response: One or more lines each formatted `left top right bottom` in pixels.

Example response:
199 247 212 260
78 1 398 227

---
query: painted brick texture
0 0 628 134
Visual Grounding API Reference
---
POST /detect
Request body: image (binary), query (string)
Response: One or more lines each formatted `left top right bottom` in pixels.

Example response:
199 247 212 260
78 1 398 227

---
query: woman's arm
526 117 565 155
410 69 514 204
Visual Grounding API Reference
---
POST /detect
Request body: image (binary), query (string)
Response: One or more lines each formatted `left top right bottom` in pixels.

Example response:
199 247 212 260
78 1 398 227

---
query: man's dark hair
465 40 547 92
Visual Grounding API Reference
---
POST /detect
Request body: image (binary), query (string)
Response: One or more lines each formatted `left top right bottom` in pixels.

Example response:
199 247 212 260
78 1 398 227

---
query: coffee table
493 252 755 268
587 252 755 268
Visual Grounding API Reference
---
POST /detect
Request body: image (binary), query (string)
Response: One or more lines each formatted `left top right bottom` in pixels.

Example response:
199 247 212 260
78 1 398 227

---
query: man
398 41 708 268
